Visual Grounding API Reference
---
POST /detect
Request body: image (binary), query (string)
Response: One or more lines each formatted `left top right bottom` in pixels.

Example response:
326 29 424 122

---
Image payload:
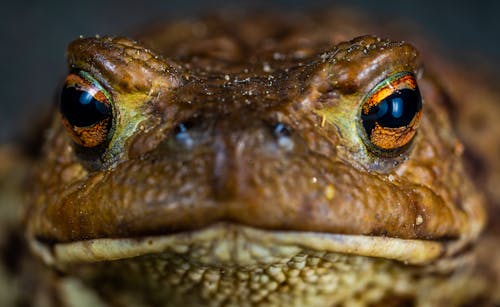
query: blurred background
1 0 499 143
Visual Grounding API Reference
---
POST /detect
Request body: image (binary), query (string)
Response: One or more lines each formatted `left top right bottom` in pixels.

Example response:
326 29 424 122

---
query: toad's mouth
30 222 448 270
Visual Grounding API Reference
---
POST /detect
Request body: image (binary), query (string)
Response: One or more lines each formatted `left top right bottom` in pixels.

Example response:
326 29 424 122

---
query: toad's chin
30 222 450 270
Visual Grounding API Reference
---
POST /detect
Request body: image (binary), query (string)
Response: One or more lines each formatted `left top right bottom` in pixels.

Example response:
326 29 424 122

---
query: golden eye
360 72 422 153
60 71 113 147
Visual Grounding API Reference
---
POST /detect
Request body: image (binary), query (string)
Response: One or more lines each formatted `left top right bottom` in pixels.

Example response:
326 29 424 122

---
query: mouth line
30 222 445 268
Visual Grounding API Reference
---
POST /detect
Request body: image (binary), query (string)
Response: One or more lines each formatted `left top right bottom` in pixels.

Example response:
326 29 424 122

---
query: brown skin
27 31 482 243
23 12 492 306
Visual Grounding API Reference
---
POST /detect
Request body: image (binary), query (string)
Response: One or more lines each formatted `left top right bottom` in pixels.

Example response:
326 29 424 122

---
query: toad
16 12 500 306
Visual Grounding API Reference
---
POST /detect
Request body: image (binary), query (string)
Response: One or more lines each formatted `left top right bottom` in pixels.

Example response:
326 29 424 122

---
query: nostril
272 123 294 150
273 123 292 137
174 122 195 148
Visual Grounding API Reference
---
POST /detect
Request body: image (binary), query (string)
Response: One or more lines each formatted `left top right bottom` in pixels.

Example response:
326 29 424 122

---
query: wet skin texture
23 12 491 306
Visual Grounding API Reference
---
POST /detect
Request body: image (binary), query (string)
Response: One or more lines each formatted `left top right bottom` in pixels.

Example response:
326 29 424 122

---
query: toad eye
60 71 113 147
360 72 422 154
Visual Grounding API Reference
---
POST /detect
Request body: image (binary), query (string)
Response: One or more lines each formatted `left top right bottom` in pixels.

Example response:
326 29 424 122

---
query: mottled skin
2 11 498 306
28 35 480 243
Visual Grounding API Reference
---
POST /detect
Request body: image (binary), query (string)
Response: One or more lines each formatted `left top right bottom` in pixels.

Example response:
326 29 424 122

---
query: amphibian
5 11 500 307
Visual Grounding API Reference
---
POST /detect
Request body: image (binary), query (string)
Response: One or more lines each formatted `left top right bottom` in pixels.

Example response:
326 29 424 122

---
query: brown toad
19 11 498 307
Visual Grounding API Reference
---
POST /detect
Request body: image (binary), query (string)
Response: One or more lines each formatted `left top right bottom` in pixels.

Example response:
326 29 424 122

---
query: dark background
1 0 499 143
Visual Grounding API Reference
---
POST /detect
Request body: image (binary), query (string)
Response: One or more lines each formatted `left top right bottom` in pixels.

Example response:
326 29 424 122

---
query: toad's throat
31 223 445 270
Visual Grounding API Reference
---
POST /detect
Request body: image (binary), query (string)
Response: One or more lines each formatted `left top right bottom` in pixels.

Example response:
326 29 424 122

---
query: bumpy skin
17 12 497 306
27 18 483 244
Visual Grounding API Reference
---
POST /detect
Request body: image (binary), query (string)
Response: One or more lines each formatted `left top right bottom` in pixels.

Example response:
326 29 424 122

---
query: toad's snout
167 115 300 201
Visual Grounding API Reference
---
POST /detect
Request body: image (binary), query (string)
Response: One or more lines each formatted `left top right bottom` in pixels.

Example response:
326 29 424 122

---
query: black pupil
362 88 422 134
60 86 111 127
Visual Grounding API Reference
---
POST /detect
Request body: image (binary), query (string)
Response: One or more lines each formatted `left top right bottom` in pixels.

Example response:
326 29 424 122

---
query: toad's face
25 15 485 306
